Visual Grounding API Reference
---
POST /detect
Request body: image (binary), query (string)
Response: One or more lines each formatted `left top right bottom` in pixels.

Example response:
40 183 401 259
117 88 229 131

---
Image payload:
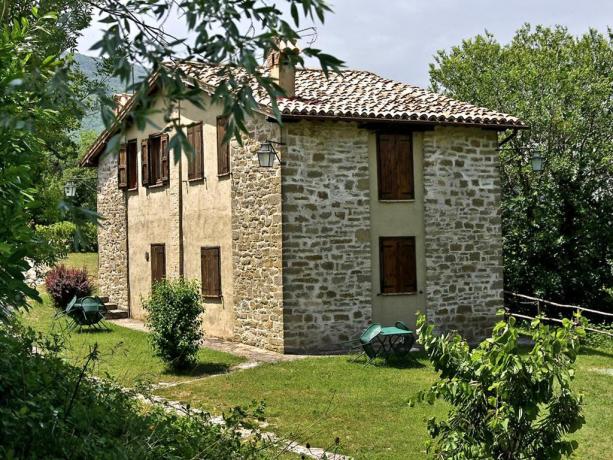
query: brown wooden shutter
201 247 221 297
377 133 415 200
141 139 149 186
150 244 166 288
377 134 394 200
194 123 204 179
216 116 229 175
379 237 417 293
118 143 128 189
127 141 138 190
161 133 170 183
187 125 195 179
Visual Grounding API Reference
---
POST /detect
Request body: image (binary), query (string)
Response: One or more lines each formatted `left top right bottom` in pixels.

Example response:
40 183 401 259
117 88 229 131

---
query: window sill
202 295 222 300
378 199 416 203
187 176 205 183
217 172 231 178
127 186 138 192
377 291 418 296
147 182 167 189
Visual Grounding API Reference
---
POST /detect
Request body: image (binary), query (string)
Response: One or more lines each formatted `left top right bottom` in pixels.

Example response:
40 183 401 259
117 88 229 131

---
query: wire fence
503 291 613 338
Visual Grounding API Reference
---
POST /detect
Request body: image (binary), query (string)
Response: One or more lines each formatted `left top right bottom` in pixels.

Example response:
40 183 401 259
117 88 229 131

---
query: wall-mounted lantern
64 181 77 197
257 140 285 167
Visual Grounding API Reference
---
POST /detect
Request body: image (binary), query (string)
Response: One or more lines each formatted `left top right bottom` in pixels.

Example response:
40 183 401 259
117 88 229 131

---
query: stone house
81 56 525 353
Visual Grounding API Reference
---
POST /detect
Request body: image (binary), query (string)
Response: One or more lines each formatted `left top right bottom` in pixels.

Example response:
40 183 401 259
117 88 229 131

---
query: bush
412 312 586 459
144 279 204 370
0 321 266 459
45 264 92 308
36 221 98 256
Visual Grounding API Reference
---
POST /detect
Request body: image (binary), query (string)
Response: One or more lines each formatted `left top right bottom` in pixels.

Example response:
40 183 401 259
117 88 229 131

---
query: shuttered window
201 247 221 297
379 237 417 294
127 140 138 190
187 122 204 180
118 143 128 189
150 244 166 288
146 133 170 186
216 116 230 175
377 133 414 200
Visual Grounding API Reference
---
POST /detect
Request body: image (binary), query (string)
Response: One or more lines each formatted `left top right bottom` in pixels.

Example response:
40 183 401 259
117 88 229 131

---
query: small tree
412 313 586 459
144 279 203 370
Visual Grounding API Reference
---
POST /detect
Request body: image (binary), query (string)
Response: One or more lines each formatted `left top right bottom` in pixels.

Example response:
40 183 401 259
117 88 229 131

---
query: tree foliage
413 312 586 459
429 25 613 312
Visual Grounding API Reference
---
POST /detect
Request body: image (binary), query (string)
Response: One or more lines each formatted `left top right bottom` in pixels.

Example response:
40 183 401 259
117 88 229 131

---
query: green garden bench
359 321 415 360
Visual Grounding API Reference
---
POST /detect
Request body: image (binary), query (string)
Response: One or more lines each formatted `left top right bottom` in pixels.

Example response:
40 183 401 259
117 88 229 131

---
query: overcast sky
77 0 612 88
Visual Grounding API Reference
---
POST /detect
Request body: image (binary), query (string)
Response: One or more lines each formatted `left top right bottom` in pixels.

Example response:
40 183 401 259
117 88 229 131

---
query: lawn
23 253 613 459
156 349 613 460
24 253 243 386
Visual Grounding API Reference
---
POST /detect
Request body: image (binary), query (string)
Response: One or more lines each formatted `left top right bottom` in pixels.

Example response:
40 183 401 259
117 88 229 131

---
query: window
201 247 221 297
379 237 417 294
142 133 169 187
150 244 166 288
126 140 138 190
187 122 204 180
377 133 414 200
216 116 230 175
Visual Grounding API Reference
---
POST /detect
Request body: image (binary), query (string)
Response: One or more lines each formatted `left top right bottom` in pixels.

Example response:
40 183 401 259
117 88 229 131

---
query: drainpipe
178 103 185 278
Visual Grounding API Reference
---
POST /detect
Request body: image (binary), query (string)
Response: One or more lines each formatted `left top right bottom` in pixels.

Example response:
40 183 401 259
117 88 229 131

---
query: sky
77 0 612 88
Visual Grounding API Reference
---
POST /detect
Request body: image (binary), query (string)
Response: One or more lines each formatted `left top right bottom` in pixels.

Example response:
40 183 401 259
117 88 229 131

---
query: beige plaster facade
95 95 505 352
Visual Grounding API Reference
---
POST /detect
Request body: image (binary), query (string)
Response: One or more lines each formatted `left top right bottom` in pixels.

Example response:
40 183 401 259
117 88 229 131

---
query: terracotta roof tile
177 63 525 128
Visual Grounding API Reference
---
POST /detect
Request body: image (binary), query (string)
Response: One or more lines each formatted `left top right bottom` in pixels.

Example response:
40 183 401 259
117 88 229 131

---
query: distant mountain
74 53 147 133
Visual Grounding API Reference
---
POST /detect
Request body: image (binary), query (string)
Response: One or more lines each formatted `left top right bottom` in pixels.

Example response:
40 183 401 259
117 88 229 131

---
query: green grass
60 252 99 280
27 253 613 459
23 252 243 386
156 349 613 460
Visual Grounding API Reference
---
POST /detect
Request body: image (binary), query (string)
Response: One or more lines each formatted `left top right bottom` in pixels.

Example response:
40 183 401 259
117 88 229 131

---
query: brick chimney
266 41 299 98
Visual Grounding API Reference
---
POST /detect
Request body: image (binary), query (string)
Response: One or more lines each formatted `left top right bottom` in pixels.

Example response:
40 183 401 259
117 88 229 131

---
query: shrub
45 264 92 308
36 221 98 255
144 279 204 370
412 312 586 459
0 321 266 459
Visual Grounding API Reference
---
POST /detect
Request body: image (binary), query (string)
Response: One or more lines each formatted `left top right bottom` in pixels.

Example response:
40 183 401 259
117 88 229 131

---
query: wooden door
150 244 166 288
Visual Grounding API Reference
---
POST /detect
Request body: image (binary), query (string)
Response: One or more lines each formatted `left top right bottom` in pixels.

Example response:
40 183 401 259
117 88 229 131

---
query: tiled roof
82 62 525 166
178 63 525 128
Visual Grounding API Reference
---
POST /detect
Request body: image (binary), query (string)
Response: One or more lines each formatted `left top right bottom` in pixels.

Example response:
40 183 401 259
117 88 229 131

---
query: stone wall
96 151 129 310
231 116 285 352
282 120 372 353
422 126 503 340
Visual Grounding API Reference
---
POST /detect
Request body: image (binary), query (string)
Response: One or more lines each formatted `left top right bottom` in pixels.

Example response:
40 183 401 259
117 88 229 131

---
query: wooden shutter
118 143 127 189
379 237 417 294
201 247 221 297
216 116 230 175
377 133 414 200
194 123 204 179
161 133 170 183
141 139 149 186
150 244 166 288
187 123 204 180
187 125 196 179
127 141 138 190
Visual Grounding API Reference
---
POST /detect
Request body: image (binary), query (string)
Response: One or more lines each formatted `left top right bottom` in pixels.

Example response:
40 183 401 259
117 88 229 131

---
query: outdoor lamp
64 181 77 197
257 140 285 167
530 151 544 172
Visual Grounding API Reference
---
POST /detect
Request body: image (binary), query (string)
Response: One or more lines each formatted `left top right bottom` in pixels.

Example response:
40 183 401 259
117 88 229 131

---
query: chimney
266 41 299 98
113 93 131 115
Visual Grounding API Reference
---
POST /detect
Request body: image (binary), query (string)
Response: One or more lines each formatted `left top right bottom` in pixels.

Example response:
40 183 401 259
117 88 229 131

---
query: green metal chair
359 321 415 361
66 296 109 331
